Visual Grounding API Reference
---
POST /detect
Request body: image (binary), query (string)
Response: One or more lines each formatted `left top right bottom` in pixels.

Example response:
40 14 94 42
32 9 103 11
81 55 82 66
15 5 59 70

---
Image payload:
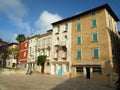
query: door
51 64 56 74
58 64 62 76
86 67 90 79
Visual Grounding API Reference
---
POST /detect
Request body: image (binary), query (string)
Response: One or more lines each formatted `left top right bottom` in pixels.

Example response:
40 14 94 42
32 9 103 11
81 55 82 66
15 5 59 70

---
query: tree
7 46 19 60
37 55 47 73
16 34 26 43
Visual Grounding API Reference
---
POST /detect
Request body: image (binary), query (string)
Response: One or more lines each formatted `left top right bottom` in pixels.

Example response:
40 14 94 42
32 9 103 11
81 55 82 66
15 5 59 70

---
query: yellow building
71 4 120 79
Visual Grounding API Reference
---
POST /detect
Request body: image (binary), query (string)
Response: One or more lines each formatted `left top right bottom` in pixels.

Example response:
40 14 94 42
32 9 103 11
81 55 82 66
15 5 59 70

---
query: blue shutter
77 36 81 44
94 48 99 58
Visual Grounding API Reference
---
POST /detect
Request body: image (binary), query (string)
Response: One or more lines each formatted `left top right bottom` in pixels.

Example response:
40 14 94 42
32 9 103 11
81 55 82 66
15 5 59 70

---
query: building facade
18 40 29 69
37 30 52 73
51 20 72 76
0 39 8 67
70 4 120 79
6 43 18 68
27 35 38 70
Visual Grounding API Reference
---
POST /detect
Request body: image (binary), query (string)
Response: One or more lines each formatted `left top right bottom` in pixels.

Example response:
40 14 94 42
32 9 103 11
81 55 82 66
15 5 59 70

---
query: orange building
18 40 29 68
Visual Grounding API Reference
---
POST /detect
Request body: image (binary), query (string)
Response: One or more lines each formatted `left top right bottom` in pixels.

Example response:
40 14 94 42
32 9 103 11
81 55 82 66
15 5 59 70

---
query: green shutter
76 17 80 20
94 48 99 58
92 19 97 27
77 24 81 31
77 50 81 59
92 12 96 16
93 33 98 41
77 36 81 44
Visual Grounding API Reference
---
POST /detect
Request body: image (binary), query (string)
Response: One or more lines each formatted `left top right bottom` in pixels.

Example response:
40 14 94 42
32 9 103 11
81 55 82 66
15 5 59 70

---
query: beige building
27 35 38 70
70 4 120 79
37 30 52 73
51 19 72 76
6 43 18 68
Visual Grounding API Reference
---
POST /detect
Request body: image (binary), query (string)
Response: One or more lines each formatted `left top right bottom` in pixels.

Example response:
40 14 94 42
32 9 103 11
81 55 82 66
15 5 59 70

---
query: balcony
54 41 60 47
63 29 68 33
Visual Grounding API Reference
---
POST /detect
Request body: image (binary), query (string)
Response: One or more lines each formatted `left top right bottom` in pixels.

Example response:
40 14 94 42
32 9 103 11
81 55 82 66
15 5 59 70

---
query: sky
0 0 120 43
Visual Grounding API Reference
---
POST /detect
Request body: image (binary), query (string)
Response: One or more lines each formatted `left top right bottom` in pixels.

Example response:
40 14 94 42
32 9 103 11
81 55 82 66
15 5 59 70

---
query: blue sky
0 0 120 42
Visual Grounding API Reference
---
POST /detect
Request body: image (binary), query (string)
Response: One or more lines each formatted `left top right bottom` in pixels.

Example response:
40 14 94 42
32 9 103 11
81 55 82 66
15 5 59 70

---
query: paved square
0 73 115 90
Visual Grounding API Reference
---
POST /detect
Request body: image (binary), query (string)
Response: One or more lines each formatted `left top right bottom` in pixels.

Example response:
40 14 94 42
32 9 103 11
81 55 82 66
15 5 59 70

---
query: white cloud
0 0 32 37
0 0 27 18
35 11 62 34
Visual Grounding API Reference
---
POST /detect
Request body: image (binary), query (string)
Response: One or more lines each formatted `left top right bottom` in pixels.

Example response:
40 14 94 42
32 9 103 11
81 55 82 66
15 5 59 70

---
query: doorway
86 67 90 79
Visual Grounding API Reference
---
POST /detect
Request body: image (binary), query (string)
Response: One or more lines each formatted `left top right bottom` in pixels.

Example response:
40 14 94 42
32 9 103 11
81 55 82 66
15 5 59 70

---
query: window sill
91 26 97 28
92 57 99 59
91 41 98 43
76 58 81 60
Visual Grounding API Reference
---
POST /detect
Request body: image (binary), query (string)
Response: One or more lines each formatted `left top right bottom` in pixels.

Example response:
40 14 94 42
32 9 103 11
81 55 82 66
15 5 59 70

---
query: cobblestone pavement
0 73 115 90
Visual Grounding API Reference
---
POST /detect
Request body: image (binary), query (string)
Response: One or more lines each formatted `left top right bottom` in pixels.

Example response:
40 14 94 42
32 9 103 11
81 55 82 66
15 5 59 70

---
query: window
25 43 27 47
42 39 46 46
56 26 60 34
47 62 50 66
112 48 115 58
66 64 69 72
91 11 96 16
108 19 111 27
65 23 68 31
24 52 26 57
47 38 51 45
76 67 83 74
76 23 81 31
92 19 97 27
77 50 82 59
93 48 99 58
47 50 50 57
93 67 102 75
76 17 80 20
77 36 82 44
55 50 59 58
92 32 98 41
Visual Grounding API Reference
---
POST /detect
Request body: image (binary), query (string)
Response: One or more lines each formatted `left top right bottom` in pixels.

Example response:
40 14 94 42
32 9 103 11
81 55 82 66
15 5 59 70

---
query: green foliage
7 47 19 59
37 55 47 65
16 34 26 43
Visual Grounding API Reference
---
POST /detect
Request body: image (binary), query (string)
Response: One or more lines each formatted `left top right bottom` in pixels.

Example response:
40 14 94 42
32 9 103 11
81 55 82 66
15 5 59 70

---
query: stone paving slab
0 73 115 90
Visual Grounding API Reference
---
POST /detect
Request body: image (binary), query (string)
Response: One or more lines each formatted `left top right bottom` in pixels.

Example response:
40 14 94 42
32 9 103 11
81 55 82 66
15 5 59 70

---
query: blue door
58 68 62 76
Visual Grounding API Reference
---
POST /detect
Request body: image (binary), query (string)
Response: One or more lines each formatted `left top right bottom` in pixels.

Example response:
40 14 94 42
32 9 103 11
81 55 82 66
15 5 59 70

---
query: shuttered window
77 50 82 59
93 32 98 41
77 36 82 44
93 48 99 58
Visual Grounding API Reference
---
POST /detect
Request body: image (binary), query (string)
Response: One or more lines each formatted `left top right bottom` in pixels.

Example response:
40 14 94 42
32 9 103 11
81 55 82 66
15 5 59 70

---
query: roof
0 39 8 44
38 31 52 38
52 3 119 26
27 34 39 40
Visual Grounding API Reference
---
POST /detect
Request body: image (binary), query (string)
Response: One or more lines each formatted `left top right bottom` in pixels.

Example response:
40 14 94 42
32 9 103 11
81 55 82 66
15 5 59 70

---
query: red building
18 40 29 68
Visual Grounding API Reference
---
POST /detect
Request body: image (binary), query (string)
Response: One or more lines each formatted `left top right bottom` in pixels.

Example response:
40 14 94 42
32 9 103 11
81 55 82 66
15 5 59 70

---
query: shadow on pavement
51 77 115 90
